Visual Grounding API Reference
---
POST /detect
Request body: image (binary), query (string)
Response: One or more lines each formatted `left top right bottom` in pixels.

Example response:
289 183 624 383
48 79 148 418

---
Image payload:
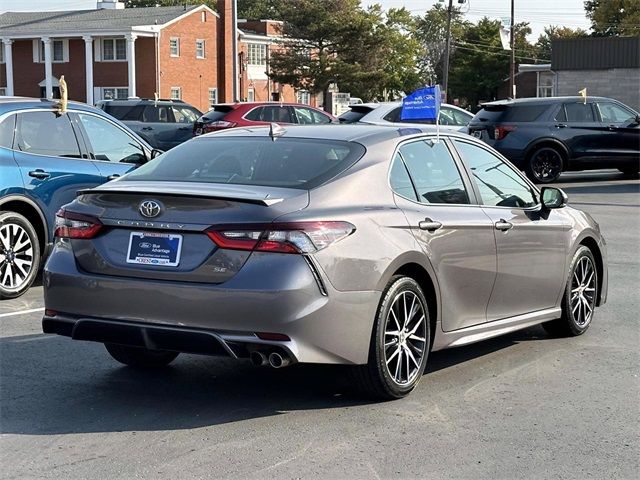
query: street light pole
509 0 515 98
442 0 454 102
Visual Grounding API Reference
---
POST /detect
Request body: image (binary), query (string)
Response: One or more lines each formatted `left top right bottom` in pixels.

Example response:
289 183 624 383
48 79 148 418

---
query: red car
193 102 337 135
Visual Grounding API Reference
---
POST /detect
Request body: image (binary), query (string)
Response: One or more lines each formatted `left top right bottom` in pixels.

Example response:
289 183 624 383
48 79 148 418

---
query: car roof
480 96 613 107
196 123 473 146
98 98 187 105
0 97 105 115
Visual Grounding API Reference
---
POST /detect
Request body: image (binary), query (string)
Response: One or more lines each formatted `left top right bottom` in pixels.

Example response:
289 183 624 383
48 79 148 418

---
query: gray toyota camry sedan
43 124 608 399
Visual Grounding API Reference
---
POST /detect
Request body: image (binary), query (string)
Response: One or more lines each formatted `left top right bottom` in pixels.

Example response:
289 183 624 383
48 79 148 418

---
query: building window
208 88 217 107
0 88 6 96
247 43 266 66
102 87 128 100
537 72 554 98
101 38 126 61
170 87 181 100
196 40 205 59
34 39 68 63
296 90 311 105
201 11 206 22
170 37 180 57
0 46 3 64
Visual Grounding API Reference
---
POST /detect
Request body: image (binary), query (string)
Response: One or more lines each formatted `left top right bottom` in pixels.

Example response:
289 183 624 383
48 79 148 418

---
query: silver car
43 125 608 399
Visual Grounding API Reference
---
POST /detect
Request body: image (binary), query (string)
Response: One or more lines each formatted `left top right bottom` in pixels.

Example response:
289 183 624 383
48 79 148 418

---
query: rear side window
556 103 595 122
202 106 233 122
338 108 370 123
0 114 16 148
397 140 469 204
123 137 366 190
474 104 548 123
15 111 81 158
245 106 293 123
103 105 144 121
389 152 417 201
172 106 200 123
142 105 171 123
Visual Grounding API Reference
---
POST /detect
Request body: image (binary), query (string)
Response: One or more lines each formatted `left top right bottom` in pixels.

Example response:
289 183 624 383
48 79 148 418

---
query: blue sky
2 0 592 40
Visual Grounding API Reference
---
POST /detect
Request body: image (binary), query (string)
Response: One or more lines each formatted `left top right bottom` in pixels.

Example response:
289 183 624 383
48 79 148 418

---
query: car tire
618 167 639 176
526 146 564 183
351 276 430 400
0 211 41 300
543 246 597 337
104 343 179 368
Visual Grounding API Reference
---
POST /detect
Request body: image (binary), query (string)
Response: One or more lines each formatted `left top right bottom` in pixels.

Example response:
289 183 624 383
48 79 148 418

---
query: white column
83 35 94 105
42 36 53 99
126 33 137 98
2 39 13 96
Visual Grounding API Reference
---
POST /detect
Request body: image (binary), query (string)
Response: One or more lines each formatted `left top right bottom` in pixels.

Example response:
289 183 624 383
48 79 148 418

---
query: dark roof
482 96 611 107
0 5 202 35
551 36 640 70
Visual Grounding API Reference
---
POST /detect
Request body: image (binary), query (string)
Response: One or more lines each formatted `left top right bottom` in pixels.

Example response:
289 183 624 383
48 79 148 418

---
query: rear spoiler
76 188 284 207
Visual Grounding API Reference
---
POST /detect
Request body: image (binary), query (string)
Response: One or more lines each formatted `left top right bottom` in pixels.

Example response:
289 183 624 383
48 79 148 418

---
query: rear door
452 139 568 321
11 110 103 233
391 138 497 331
133 104 176 150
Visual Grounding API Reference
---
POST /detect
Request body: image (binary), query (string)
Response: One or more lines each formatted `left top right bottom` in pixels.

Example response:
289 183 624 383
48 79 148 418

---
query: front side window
454 140 536 208
102 38 126 61
597 102 636 124
122 137 365 190
398 140 469 205
15 111 81 158
247 43 266 66
170 38 180 57
294 107 331 125
77 113 144 163
440 106 472 126
196 39 205 59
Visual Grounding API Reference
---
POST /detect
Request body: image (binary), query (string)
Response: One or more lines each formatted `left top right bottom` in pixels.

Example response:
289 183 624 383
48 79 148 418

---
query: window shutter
32 39 40 63
62 39 69 63
94 38 101 62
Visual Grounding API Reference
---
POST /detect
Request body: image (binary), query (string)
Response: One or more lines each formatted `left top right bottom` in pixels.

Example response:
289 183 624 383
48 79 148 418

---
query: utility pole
442 0 454 102
509 0 515 98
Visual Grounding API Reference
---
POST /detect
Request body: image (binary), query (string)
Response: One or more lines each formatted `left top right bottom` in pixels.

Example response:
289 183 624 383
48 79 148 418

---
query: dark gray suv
468 96 640 183
97 99 202 151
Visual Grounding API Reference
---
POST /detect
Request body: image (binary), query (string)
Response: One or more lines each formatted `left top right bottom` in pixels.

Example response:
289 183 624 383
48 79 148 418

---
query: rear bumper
43 243 380 365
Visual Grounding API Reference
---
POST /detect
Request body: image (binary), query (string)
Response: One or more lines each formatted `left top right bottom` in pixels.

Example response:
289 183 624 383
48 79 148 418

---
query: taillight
206 221 355 254
494 125 516 140
54 208 103 239
204 121 237 132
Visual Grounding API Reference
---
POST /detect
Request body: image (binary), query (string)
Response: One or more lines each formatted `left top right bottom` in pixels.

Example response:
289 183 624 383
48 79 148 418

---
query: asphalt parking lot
1 170 638 480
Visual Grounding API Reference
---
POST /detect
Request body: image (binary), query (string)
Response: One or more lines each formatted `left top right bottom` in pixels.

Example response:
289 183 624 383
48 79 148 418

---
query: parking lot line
0 307 45 318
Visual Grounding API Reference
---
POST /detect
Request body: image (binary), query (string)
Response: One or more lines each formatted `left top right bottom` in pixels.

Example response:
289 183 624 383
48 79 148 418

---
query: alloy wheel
531 148 562 182
383 291 427 385
570 256 596 327
0 223 34 291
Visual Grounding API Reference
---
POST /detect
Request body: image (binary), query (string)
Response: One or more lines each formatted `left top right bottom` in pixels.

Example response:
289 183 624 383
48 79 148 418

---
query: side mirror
121 153 147 165
151 148 164 159
541 187 568 210
633 114 640 126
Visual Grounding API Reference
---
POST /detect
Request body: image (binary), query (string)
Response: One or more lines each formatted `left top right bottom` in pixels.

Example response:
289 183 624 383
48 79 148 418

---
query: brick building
0 0 238 112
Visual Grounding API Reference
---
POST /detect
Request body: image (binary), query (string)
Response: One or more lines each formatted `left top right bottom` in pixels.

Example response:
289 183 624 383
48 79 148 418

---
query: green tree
237 0 282 19
584 0 640 36
535 26 589 61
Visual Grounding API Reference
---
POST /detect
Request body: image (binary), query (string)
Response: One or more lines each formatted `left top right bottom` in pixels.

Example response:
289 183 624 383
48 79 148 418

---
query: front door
390 138 497 332
452 139 568 322
594 101 640 168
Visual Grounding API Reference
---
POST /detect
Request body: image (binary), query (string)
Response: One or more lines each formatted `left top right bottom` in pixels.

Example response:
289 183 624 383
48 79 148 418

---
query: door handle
107 174 121 181
28 169 50 180
418 218 443 232
607 125 618 131
141 127 154 131
178 127 191 131
554 123 567 129
495 219 513 231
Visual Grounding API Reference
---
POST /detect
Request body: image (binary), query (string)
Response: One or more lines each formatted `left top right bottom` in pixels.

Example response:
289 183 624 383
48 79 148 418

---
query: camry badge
139 200 162 218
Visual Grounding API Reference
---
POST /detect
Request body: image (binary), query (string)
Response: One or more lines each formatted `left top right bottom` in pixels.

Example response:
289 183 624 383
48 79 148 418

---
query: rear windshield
103 105 144 121
338 107 374 124
123 137 366 189
473 104 549 123
201 106 234 122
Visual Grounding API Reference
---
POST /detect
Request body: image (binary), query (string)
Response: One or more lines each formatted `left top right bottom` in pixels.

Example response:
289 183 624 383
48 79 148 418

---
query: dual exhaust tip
250 350 291 368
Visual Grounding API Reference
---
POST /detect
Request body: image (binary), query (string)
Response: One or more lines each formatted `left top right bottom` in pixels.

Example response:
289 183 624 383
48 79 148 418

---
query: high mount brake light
494 125 517 140
54 208 103 239
206 221 355 254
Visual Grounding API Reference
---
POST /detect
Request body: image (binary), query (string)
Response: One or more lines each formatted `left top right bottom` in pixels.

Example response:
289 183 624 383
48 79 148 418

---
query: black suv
97 98 202 151
468 96 640 183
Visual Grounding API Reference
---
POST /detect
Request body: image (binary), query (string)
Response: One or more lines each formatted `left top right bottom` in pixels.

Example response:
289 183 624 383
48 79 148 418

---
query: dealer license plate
126 231 183 267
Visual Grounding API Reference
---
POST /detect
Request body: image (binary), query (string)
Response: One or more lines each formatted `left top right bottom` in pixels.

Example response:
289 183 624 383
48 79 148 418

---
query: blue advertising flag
400 85 441 122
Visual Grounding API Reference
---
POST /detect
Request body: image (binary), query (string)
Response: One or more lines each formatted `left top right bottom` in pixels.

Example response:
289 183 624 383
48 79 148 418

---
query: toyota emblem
139 200 162 218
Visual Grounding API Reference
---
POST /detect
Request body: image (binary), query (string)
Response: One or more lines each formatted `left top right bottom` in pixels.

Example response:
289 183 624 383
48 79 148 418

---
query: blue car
0 97 156 299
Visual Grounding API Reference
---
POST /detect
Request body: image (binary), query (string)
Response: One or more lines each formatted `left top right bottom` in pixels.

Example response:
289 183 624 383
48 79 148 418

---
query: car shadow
0 327 548 436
